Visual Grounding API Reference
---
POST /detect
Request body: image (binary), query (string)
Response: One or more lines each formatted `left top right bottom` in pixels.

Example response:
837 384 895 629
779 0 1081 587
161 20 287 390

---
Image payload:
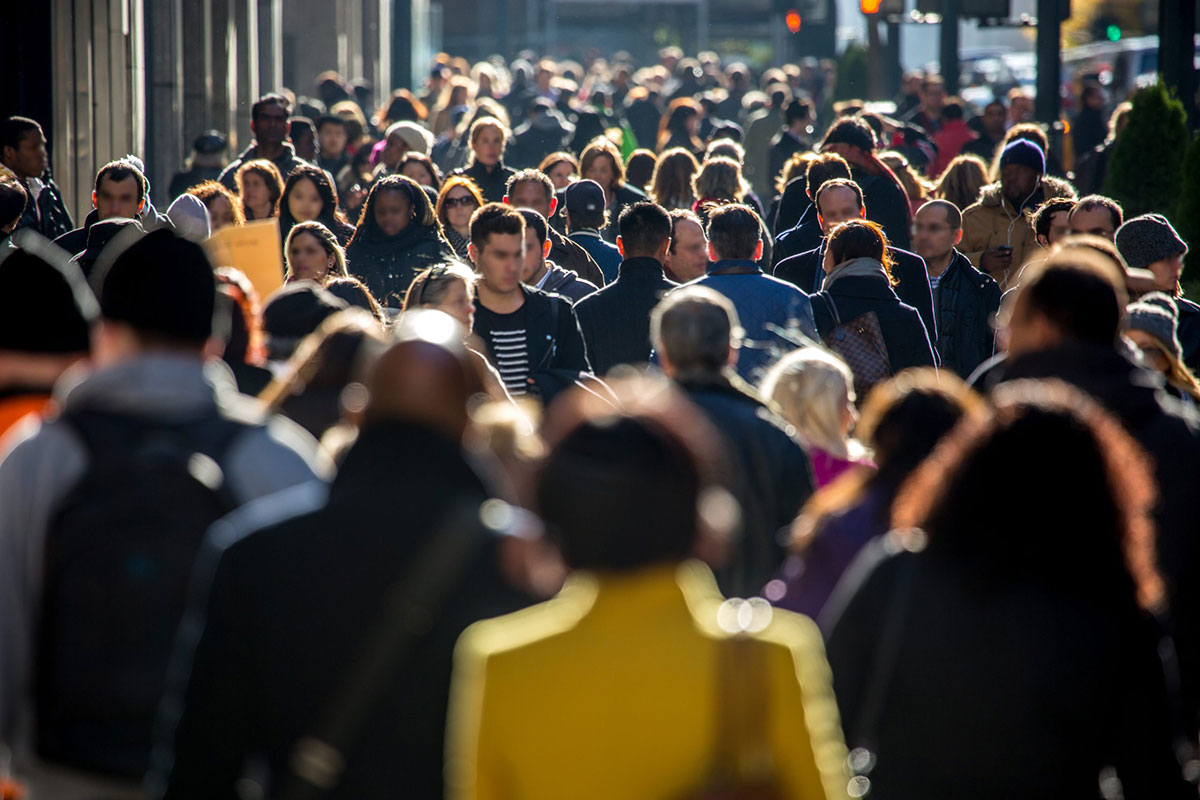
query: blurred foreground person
153 311 531 799
447 376 851 800
824 381 1193 799
0 229 331 799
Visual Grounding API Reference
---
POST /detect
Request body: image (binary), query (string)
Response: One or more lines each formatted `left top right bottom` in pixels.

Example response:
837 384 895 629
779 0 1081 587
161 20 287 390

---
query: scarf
822 256 890 291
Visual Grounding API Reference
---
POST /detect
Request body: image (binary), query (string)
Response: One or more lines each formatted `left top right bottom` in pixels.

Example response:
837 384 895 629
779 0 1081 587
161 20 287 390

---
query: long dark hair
657 98 703 154
279 164 350 241
348 174 444 246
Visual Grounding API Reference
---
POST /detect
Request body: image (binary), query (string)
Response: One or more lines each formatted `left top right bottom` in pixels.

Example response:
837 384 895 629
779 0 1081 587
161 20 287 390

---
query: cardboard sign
204 218 285 300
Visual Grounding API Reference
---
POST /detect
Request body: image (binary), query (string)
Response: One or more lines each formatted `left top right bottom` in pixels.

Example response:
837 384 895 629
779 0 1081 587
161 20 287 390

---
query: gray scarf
822 256 890 291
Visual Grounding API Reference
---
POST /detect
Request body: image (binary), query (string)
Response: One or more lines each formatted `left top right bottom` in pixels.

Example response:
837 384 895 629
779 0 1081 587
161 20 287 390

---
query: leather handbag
816 292 892 403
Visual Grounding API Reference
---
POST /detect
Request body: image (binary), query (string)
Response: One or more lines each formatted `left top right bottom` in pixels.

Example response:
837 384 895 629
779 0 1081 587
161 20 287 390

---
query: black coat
168 167 224 200
772 176 809 236
680 375 813 598
573 257 678 376
931 250 1001 378
824 540 1193 800
345 223 454 308
771 204 822 268
548 226 605 287
452 162 517 204
15 173 75 240
775 243 938 345
52 208 99 258
508 119 572 169
767 131 809 193
808 274 936 375
472 285 592 400
218 142 310 192
853 165 912 251
1175 297 1200 376
153 422 531 800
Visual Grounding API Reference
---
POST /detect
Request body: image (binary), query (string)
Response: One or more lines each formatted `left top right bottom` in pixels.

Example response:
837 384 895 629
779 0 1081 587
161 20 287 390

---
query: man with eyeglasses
912 199 1001 377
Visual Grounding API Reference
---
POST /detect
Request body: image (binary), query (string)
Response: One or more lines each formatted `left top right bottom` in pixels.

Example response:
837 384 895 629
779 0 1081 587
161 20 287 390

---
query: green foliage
1177 133 1200 301
834 44 869 102
1102 82 1190 220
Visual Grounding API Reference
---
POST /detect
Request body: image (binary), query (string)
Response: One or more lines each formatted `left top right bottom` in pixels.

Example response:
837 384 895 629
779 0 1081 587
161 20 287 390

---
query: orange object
0 778 27 800
861 0 882 12
785 9 802 32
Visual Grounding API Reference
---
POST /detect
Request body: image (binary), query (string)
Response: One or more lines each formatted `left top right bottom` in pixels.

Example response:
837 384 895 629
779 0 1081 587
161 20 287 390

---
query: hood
978 174 1076 210
541 263 578 291
55 354 236 420
167 193 212 242
529 110 574 135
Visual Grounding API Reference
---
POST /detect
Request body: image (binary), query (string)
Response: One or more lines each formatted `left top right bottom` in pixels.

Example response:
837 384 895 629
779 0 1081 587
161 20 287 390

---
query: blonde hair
284 221 348 283
469 117 511 149
761 347 857 459
692 156 748 203
934 154 989 211
879 151 931 207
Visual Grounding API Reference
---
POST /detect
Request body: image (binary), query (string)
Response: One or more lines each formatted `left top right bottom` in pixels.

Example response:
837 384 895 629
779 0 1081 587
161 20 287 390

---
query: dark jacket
153 422 530 800
573 256 677 376
1175 297 1200 376
568 229 623 284
767 130 809 193
548 226 606 287
538 262 597 304
823 539 1193 800
775 243 938 345
345 223 455 308
168 166 223 201
508 116 573 169
853 165 912 251
808 274 937 375
52 209 100 258
452 162 517 204
772 177 809 236
678 374 814 598
15 173 74 240
772 204 823 267
218 142 309 192
553 184 648 243
986 343 1200 735
931 250 1001 378
472 285 592 400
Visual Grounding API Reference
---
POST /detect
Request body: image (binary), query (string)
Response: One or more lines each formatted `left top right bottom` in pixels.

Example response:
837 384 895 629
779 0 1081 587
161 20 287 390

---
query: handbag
687 600 783 800
816 292 893 403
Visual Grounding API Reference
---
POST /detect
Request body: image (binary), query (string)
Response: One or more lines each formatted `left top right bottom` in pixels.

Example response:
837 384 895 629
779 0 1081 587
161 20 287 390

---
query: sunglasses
443 195 478 208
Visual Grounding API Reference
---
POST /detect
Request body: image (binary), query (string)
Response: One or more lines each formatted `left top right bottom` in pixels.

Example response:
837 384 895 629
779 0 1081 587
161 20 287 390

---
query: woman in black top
452 117 516 203
278 164 355 247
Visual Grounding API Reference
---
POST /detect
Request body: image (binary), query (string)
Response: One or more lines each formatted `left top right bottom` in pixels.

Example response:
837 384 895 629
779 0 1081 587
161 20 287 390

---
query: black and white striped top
474 304 530 396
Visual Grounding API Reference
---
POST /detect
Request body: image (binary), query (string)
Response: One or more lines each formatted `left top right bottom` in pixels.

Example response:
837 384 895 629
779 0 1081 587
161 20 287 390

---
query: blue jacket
692 259 818 386
568 229 623 284
808 274 936 375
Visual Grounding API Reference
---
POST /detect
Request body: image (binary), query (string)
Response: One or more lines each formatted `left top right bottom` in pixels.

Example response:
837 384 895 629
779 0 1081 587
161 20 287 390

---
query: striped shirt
474 304 530 395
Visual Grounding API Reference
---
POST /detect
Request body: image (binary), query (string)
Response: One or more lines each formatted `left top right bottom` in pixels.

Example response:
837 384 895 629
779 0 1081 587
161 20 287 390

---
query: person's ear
501 196 511 205
616 236 626 257
250 119 257 136
857 206 866 219
467 242 479 266
137 198 146 214
542 238 551 258
92 191 98 209
548 197 558 217
953 228 963 246
753 239 764 261
707 241 720 262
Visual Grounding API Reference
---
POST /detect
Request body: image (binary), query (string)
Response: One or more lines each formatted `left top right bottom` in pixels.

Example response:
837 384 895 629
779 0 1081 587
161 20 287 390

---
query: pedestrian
345 174 455 309
284 220 349 285
902 74 945 133
767 96 814 190
1068 194 1123 241
649 147 700 211
278 163 355 246
1073 101 1132 196
398 152 443 191
931 153 988 212
663 208 709 283
1031 197 1074 250
53 159 148 257
819 116 913 251
508 98 574 169
184 180 243 233
574 202 677 374
911 199 1001 377
960 99 1006 163
314 114 350 178
374 121 435 178
960 138 1077 290
624 148 658 194
579 136 647 242
0 116 73 240
691 203 817 384
927 99 976 178
563 178 622 283
167 131 227 200
154 319 530 800
878 151 930 217
742 83 791 198
325 275 384 322
769 151 818 236
537 150 578 190
0 242 93 436
1115 213 1199 373
823 380 1193 800
691 156 750 211
649 286 815 597
436 176 484 260
772 152 852 267
468 203 591 400
809 218 936 390
261 280 349 365
762 347 872 488
768 368 982 619
288 116 318 163
452 117 516 203
1123 293 1200 404
503 169 605 287
656 97 705 156
218 93 309 191
1072 83 1108 158
774 178 937 342
234 159 283 222
446 376 851 800
0 179 26 253
517 208 597 303
214 267 272 397
0 228 331 799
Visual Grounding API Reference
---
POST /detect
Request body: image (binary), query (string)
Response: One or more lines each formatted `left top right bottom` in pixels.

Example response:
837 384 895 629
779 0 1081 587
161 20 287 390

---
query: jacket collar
331 419 484 500
559 560 724 622
616 256 667 281
826 273 900 301
707 258 762 276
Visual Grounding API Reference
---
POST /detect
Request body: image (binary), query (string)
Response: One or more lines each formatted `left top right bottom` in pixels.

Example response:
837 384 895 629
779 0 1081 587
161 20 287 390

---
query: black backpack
35 408 249 778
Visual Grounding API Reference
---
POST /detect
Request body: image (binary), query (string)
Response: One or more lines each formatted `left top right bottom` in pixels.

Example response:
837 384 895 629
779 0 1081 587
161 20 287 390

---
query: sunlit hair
234 159 284 220
650 147 700 210
435 176 484 229
214 267 266 366
933 154 989 211
692 156 748 203
537 151 579 181
468 117 511 154
761 347 858 460
402 260 476 311
187 180 245 226
579 137 625 191
284 221 349 283
777 151 817 195
892 379 1163 612
398 152 444 191
349 174 442 245
657 97 703 154
879 150 930 207
826 219 897 286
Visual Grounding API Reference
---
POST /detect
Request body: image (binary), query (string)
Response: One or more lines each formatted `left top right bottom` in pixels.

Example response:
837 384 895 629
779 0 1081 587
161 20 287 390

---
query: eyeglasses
443 195 478 208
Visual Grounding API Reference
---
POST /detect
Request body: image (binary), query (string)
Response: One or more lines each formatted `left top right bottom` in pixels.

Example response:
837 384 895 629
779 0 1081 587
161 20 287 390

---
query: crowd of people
0 44 1198 800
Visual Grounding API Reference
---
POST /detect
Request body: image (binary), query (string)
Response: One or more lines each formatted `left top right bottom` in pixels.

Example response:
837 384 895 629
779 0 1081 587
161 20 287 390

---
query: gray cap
1115 213 1188 269
1125 291 1182 362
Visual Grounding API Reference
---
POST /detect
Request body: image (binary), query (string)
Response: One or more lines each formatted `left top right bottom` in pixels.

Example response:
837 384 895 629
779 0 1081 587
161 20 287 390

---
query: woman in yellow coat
446 378 852 800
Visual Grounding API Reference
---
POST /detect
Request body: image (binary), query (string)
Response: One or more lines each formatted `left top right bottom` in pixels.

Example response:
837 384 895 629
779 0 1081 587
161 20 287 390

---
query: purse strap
818 291 842 328
281 501 485 800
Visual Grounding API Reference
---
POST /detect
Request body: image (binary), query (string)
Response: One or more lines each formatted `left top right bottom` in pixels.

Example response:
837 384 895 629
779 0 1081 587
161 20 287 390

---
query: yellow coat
446 561 852 800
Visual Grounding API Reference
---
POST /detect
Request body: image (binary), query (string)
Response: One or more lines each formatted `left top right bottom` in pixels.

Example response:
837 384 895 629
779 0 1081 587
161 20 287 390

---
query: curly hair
186 180 245 226
234 159 284 220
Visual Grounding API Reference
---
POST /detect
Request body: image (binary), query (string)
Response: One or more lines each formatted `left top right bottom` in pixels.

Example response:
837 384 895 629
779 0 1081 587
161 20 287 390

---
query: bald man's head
363 310 479 439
